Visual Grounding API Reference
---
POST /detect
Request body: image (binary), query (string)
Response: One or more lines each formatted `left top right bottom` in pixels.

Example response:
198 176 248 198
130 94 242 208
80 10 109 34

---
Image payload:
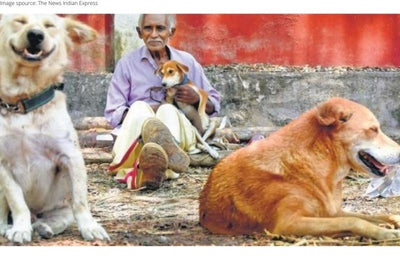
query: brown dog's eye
369 126 378 133
339 112 353 123
339 116 349 123
168 69 174 74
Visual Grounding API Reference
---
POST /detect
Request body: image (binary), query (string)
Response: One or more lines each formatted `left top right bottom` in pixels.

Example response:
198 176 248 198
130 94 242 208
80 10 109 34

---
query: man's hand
174 85 199 105
175 85 215 115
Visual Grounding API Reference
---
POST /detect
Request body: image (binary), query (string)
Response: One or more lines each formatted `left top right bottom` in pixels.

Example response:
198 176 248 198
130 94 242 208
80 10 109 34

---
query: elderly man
105 14 221 190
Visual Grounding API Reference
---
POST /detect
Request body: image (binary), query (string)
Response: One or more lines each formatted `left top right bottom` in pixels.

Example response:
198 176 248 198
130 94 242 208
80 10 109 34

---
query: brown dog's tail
197 89 210 131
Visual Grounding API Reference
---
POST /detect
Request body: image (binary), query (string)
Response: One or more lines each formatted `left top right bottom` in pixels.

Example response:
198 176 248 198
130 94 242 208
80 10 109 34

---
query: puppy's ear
176 62 189 73
154 64 162 75
64 17 97 44
316 99 353 127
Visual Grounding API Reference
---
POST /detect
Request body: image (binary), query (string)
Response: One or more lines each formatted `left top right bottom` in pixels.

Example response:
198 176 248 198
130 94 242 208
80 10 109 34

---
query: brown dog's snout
27 29 44 48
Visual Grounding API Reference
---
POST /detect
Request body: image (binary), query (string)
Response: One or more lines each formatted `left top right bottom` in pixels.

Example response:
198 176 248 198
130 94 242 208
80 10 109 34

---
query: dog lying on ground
0 14 109 243
199 97 400 239
155 60 219 159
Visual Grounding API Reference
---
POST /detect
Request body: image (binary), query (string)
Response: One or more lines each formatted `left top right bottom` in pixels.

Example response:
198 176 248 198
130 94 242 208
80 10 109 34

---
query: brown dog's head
155 60 189 88
316 97 400 178
0 14 96 74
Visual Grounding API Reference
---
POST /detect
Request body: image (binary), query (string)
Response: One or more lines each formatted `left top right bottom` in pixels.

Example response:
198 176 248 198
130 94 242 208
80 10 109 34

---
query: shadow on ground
1 164 400 246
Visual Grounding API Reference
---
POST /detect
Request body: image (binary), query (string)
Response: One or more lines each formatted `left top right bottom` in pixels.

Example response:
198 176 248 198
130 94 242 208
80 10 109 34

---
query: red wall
69 14 400 71
67 14 113 72
171 14 400 67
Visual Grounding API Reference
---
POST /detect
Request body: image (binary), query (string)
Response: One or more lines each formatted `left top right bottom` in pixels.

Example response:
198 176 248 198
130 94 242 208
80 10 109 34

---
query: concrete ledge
64 69 400 133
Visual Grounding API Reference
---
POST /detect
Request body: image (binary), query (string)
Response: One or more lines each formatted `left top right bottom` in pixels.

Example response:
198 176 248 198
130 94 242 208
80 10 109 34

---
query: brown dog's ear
154 64 163 75
64 17 97 44
316 99 353 127
176 62 189 73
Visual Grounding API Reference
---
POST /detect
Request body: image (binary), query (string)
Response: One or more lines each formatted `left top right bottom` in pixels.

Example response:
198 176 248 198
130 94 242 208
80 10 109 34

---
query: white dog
0 14 109 243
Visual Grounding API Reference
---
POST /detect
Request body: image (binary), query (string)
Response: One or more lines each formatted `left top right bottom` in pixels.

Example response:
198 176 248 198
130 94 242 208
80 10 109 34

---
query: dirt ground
1 164 400 246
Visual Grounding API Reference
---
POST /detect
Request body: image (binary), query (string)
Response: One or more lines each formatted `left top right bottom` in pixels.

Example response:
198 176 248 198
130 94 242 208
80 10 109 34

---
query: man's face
137 14 174 52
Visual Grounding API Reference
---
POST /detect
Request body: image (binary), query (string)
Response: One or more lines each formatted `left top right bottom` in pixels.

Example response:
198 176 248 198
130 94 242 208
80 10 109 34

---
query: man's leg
155 104 197 154
111 101 155 166
141 116 190 173
111 102 192 189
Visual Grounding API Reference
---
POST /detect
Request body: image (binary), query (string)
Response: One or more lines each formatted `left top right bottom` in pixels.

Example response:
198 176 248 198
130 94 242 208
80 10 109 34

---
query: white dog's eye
15 19 27 25
44 23 55 28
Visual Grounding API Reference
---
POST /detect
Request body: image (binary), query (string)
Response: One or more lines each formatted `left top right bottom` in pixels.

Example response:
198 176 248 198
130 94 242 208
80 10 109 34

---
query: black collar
0 83 64 114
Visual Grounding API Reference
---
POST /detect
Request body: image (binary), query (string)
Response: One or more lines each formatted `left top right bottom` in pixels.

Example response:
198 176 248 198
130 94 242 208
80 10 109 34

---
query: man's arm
104 60 131 128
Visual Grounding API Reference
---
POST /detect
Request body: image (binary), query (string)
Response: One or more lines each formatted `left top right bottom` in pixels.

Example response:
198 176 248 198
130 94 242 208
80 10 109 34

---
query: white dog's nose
27 29 44 47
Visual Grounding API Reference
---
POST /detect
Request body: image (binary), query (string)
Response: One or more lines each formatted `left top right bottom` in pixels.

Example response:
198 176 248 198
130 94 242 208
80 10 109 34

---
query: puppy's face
0 14 97 68
317 98 400 178
155 60 189 88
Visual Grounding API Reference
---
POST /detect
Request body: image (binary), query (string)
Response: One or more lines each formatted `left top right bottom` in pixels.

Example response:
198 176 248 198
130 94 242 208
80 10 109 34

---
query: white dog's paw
33 222 54 239
376 229 400 240
79 222 110 241
0 224 11 236
5 225 32 244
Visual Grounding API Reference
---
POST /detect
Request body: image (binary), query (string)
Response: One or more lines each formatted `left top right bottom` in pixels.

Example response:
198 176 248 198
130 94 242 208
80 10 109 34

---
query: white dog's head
317 97 400 178
0 14 97 97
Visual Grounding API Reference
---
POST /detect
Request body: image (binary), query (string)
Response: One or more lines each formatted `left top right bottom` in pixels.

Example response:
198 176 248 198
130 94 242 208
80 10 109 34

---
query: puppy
155 60 219 159
0 14 109 243
200 97 400 239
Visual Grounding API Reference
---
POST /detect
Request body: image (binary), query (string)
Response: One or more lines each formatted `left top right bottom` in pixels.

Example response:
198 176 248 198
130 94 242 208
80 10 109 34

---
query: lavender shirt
104 45 221 134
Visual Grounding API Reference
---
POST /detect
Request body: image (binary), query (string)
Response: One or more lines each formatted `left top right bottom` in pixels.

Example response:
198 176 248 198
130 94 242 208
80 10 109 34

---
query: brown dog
155 60 219 159
199 97 400 239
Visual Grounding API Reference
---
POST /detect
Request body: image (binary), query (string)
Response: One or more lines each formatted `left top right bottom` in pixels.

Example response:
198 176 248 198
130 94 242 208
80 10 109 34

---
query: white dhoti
109 101 197 178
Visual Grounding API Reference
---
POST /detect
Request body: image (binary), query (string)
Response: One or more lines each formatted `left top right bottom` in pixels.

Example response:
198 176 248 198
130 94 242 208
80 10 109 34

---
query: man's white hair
137 14 176 32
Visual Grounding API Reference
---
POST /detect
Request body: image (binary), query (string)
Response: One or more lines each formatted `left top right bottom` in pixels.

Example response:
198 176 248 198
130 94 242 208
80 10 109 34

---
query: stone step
78 131 113 148
77 117 400 167
82 147 235 167
74 117 111 130
76 117 279 166
77 124 279 148
82 148 113 164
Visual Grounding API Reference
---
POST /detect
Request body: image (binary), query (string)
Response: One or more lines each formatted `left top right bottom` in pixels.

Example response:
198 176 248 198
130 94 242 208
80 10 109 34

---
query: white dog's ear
317 100 353 127
64 17 97 44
